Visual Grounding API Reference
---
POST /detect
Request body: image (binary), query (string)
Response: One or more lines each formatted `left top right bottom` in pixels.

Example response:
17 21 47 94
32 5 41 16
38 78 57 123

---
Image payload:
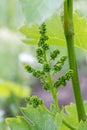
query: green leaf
61 102 87 130
19 0 64 24
21 105 62 130
20 12 87 51
6 116 35 130
64 103 78 126
74 13 87 51
60 103 78 130
19 13 65 46
6 105 63 130
78 122 87 130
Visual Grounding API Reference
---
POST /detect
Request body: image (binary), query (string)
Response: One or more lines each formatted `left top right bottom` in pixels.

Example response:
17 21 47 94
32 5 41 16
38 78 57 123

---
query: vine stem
48 72 60 111
64 0 86 121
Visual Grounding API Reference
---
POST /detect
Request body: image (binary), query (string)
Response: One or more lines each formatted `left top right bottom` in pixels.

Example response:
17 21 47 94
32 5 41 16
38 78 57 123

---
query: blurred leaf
20 12 87 51
0 81 30 98
0 0 7 26
19 0 64 24
0 0 21 28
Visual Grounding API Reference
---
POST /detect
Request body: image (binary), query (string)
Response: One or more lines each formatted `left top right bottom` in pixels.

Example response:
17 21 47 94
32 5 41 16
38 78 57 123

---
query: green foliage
6 102 87 130
6 116 33 130
0 81 30 98
61 104 78 130
6 104 63 130
0 29 37 84
78 122 87 130
19 12 87 51
19 14 65 45
0 31 22 81
61 102 87 130
0 0 22 29
19 0 64 24
0 121 7 130
0 81 31 117
74 13 87 51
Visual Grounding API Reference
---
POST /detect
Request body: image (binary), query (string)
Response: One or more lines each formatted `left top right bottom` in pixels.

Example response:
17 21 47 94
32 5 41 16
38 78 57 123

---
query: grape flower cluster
25 23 73 108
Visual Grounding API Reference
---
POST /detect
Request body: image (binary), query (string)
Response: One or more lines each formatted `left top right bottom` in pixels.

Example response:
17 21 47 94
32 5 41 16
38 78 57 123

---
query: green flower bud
42 43 49 50
38 39 44 47
26 96 43 108
43 63 50 72
38 36 48 47
50 49 60 60
39 23 46 34
60 56 67 62
33 70 44 78
31 96 39 108
43 82 50 91
57 56 67 65
25 64 33 73
36 47 44 63
44 35 49 40
54 80 61 88
54 76 66 88
61 76 66 86
26 96 32 105
36 48 43 57
26 96 30 103
65 70 73 80
37 57 44 64
53 64 62 72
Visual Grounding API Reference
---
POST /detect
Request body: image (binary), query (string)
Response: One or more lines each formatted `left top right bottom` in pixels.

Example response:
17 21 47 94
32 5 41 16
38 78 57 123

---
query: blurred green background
0 0 87 130
0 0 34 129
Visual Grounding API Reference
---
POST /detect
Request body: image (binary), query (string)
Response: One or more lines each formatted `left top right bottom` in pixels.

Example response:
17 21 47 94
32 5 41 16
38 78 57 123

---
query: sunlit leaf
74 13 87 51
19 13 65 46
20 12 87 51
